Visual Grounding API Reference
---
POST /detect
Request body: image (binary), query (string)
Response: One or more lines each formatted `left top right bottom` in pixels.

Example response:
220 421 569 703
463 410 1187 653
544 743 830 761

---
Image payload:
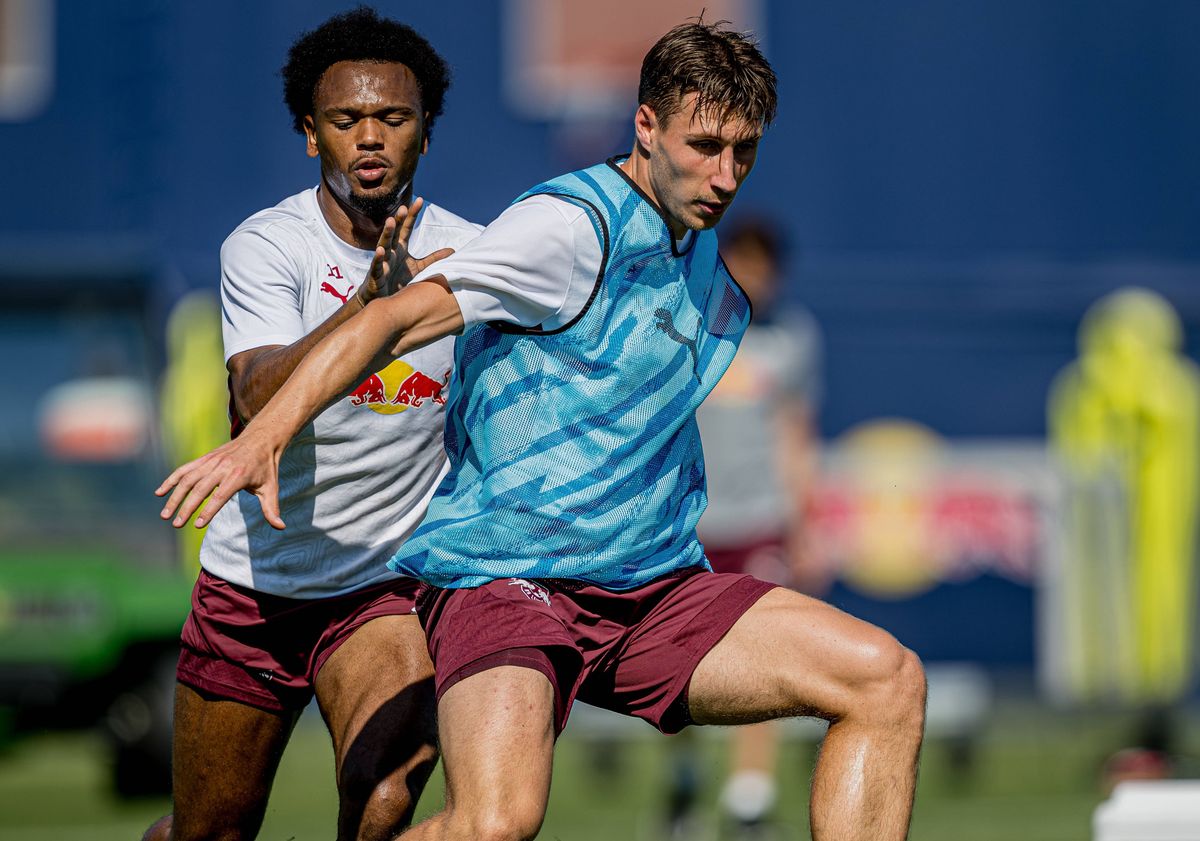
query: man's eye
385 118 407 127
332 121 354 130
692 141 718 153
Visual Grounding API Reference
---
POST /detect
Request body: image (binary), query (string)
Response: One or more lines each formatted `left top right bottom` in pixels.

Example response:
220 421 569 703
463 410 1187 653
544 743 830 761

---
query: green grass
0 700 1191 841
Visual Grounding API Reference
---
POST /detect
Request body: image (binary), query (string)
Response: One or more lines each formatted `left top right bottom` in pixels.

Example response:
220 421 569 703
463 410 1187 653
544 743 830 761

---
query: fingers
397 196 424 246
412 247 455 274
256 480 285 530
374 214 397 251
156 444 271 530
158 457 227 528
369 246 387 282
190 479 242 529
156 451 218 521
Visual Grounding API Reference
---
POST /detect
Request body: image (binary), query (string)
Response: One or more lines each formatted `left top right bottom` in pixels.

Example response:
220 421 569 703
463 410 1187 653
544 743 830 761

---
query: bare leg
399 665 556 841
141 682 300 841
689 588 925 841
315 615 438 841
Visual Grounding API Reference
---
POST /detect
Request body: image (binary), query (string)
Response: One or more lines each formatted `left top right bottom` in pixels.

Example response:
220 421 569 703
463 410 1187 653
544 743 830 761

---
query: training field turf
0 698 1193 840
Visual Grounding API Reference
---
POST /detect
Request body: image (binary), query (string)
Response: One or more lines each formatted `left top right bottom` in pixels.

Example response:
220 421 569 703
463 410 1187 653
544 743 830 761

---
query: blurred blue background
1 0 1197 670
1 3 1198 835
3 0 1197 430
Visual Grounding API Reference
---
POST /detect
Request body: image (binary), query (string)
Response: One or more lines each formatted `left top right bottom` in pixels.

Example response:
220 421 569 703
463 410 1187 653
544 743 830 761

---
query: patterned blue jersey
389 158 752 589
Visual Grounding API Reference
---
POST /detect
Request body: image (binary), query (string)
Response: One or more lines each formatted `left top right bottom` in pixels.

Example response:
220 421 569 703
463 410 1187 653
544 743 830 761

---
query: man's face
637 93 762 236
304 60 427 220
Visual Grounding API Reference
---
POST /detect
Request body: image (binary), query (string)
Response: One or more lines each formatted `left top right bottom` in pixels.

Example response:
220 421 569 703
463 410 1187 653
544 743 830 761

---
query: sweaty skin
620 93 761 238
306 61 429 249
156 85 923 841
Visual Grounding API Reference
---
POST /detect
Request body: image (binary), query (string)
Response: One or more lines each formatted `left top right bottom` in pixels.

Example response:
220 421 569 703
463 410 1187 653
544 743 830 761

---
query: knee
856 635 926 724
343 773 423 840
444 801 545 841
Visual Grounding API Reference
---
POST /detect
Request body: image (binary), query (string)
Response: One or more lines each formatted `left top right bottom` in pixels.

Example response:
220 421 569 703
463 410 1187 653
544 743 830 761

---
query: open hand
356 197 455 305
156 429 285 530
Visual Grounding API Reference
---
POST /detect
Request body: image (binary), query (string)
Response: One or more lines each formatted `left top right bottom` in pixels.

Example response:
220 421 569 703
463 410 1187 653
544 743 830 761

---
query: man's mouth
353 158 389 186
697 199 728 217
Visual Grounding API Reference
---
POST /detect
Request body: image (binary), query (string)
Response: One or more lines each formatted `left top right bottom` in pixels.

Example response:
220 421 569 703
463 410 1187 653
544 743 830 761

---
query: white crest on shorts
508 578 551 606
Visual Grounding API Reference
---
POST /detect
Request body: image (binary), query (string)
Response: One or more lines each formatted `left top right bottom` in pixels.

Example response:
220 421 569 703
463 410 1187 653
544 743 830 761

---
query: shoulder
221 190 317 264
496 194 600 243
419 201 484 234
414 202 485 249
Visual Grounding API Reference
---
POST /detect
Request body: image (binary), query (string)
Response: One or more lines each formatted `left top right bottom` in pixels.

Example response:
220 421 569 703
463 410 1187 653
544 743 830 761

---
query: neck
619 147 688 239
316 183 413 250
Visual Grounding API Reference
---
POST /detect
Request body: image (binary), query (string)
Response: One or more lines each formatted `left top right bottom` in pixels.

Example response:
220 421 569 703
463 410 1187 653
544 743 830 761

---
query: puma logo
654 308 701 378
320 281 355 304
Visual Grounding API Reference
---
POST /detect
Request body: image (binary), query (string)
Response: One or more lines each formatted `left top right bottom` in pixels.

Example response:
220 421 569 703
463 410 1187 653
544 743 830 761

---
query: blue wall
4 0 1197 667
3 2 1195 437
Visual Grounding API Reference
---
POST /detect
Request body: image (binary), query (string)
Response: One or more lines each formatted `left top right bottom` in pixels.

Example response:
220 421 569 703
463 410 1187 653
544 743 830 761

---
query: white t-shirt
200 187 482 598
412 194 614 329
411 192 694 328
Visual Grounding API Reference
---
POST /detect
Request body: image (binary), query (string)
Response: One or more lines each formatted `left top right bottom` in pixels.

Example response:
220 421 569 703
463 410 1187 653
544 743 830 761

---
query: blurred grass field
0 697 1195 841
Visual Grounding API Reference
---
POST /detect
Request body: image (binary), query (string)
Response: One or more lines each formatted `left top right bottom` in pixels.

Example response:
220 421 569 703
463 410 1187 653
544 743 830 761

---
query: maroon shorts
177 569 422 712
704 534 791 586
415 568 775 735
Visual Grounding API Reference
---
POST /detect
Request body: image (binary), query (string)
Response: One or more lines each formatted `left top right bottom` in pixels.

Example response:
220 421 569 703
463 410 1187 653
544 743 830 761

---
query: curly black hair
282 6 450 139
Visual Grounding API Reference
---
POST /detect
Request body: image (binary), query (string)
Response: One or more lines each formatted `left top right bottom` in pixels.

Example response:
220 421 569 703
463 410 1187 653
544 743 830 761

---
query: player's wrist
353 285 374 309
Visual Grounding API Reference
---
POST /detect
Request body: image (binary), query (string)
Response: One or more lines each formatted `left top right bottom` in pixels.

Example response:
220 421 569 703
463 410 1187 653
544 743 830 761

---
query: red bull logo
807 420 1047 599
347 359 449 415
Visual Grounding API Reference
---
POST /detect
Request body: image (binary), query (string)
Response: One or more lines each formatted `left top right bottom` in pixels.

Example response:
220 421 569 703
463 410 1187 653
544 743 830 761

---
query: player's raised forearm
156 280 462 532
229 296 367 423
248 278 463 443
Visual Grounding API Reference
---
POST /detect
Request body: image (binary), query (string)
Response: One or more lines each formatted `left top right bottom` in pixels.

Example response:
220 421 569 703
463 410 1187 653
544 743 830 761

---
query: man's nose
357 118 384 148
712 148 738 194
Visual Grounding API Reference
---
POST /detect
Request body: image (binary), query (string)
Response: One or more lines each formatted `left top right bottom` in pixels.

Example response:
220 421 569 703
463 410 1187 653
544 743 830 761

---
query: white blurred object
1093 780 1200 840
0 0 55 121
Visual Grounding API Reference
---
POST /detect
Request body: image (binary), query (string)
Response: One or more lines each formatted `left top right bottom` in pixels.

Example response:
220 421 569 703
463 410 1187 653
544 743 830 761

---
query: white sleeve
219 226 306 362
410 194 603 330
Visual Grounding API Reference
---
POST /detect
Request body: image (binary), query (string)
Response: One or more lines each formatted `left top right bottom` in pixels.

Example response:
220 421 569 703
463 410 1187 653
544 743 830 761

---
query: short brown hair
638 21 777 129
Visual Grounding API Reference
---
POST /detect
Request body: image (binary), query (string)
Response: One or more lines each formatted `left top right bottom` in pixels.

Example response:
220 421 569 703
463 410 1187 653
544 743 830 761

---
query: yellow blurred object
835 420 944 598
1048 287 1199 704
160 291 230 574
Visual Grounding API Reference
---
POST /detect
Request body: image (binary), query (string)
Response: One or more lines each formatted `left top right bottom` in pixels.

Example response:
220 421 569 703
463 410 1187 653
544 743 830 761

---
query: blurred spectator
666 215 826 839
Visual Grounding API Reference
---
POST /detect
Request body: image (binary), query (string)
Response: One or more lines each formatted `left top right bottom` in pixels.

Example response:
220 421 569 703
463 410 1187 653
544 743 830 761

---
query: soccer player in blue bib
159 21 926 841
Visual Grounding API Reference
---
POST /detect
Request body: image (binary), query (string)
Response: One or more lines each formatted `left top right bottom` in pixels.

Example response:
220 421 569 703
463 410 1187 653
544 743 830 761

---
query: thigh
687 587 908 725
437 665 556 838
170 681 300 840
418 580 583 732
578 570 772 733
314 613 437 787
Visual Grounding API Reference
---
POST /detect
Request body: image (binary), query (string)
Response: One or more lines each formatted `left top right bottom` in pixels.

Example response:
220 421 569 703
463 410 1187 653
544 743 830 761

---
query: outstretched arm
229 199 454 423
156 275 462 530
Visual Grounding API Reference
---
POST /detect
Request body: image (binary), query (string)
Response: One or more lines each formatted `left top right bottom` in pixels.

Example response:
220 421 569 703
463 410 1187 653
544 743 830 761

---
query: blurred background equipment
1045 287 1199 707
159 290 231 572
0 266 192 797
1093 780 1200 841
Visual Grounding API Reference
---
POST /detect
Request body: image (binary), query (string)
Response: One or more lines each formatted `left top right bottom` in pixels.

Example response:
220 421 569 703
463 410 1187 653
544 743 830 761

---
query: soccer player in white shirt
142 10 480 841
159 21 927 841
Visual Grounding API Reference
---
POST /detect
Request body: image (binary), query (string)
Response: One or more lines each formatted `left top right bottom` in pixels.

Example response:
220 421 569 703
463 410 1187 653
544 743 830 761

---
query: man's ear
303 115 319 158
421 112 430 155
633 104 658 151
